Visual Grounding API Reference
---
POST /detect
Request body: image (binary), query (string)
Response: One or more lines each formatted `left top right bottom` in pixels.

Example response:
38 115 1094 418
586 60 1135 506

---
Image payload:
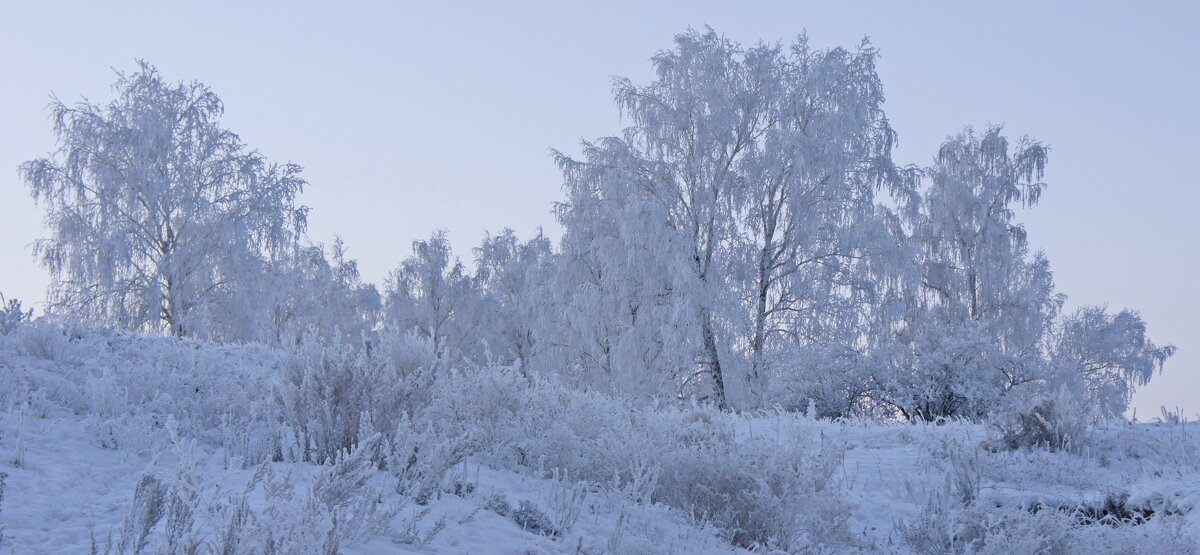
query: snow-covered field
0 322 1196 554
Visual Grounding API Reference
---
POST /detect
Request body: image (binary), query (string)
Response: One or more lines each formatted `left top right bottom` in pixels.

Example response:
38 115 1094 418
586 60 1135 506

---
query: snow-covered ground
1 323 1197 553
0 410 734 554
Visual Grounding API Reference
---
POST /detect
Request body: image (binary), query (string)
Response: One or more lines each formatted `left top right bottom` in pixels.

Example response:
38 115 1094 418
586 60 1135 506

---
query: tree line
18 29 1173 421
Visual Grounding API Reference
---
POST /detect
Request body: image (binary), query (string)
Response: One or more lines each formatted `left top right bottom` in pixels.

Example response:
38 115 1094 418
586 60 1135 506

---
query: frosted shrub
546 470 587 536
383 419 470 505
901 492 1197 554
422 364 543 461
762 345 873 419
275 332 463 510
0 324 277 462
900 496 1076 555
511 500 557 537
305 434 401 543
985 391 1093 452
276 332 438 464
371 329 440 419
277 338 368 463
655 431 850 550
427 365 853 551
483 493 512 516
8 320 82 362
425 364 652 484
901 429 1199 554
116 475 168 554
107 433 402 554
885 320 1007 422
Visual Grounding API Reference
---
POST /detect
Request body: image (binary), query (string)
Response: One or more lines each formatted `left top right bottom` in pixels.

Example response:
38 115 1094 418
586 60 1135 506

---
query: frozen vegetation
0 323 1195 553
0 27 1192 553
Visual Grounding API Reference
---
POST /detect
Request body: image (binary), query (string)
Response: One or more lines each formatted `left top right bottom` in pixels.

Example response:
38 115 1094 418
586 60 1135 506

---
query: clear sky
1 1 1196 417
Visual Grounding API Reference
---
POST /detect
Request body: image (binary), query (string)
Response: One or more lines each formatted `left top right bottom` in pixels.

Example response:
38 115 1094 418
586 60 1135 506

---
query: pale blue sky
1 1 1196 417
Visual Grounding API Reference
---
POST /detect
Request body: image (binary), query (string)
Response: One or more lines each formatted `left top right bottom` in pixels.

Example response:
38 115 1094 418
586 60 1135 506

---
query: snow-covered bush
424 365 650 482
100 433 402 555
273 331 466 508
656 429 850 550
425 364 853 551
984 390 1093 452
899 494 1075 555
384 419 472 506
510 500 557 537
483 493 511 516
275 331 437 464
116 474 168 554
884 320 1008 422
4 319 87 363
901 425 1200 554
370 329 441 419
900 488 1197 555
761 344 874 419
0 323 278 461
276 338 373 464
545 470 587 536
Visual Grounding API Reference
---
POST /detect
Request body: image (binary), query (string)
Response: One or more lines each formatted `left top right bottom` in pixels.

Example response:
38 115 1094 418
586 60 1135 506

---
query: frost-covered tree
20 62 307 339
551 28 911 408
1052 306 1175 417
868 126 1176 420
270 239 382 346
472 228 553 372
879 127 1063 419
0 294 34 335
916 126 1060 358
727 35 917 406
552 30 749 405
545 183 703 401
384 231 483 365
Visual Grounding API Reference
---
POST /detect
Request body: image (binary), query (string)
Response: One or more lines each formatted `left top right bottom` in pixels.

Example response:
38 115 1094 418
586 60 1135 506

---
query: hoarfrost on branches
21 62 308 341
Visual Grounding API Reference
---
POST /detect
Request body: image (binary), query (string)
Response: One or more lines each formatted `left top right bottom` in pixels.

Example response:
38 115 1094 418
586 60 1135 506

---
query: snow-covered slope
0 323 1196 553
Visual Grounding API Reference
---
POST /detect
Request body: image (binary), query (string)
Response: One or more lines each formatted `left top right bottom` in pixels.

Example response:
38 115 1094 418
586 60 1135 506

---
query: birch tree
917 126 1061 382
384 231 483 365
552 28 911 408
270 238 382 346
729 34 916 402
473 228 553 372
1053 306 1175 417
21 62 307 339
879 126 1062 419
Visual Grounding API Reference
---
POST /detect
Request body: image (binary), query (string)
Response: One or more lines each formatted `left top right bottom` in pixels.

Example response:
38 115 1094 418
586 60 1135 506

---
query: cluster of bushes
0 319 861 552
890 405 1200 554
426 366 855 550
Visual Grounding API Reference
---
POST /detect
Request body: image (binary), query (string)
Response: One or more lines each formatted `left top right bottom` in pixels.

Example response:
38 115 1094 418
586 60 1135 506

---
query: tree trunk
701 313 728 411
749 245 771 386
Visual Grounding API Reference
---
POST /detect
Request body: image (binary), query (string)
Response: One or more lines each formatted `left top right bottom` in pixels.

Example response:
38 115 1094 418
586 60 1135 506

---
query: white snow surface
0 412 735 554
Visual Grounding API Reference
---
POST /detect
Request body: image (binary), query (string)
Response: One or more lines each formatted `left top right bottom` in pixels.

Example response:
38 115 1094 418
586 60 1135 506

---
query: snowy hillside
1 22 1193 555
0 323 1196 553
